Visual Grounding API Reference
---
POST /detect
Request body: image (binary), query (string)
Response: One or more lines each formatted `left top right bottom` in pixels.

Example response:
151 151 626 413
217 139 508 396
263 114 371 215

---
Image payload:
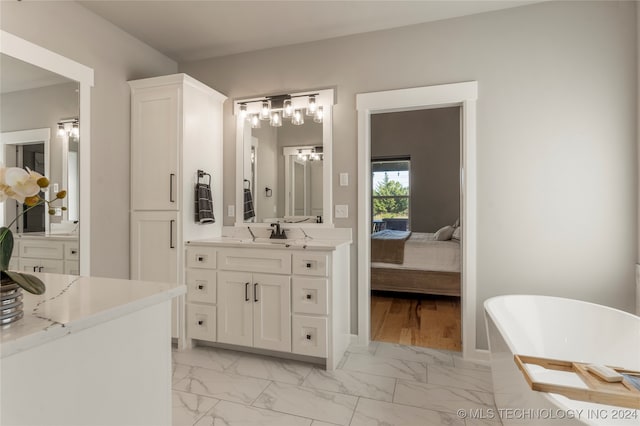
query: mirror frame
234 88 335 227
1 30 94 275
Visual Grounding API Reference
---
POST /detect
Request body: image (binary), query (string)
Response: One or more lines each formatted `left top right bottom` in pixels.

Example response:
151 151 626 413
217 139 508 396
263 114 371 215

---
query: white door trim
356 81 485 360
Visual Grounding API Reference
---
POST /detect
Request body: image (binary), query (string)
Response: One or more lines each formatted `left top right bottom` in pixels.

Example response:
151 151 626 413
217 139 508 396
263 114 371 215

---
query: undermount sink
250 237 293 245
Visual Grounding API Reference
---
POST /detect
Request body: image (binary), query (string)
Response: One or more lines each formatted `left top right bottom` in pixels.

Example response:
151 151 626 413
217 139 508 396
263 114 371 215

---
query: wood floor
370 291 461 351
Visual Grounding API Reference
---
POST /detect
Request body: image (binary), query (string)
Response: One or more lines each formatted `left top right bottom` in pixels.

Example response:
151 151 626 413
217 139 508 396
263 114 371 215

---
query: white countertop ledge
185 236 352 250
1 273 185 358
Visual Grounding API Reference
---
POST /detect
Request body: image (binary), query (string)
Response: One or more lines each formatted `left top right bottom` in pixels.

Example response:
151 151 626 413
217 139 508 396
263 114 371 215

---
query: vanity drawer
292 315 328 357
186 246 217 269
292 253 329 277
218 248 291 274
187 304 217 342
186 269 216 304
292 277 328 315
19 259 64 274
20 240 64 260
65 243 79 260
11 241 19 259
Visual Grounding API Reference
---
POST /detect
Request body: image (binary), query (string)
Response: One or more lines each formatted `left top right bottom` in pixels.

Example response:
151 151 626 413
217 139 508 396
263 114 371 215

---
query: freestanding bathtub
485 295 640 425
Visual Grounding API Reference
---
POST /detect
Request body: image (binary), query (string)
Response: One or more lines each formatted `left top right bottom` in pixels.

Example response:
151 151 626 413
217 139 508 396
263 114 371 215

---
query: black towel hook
197 169 211 186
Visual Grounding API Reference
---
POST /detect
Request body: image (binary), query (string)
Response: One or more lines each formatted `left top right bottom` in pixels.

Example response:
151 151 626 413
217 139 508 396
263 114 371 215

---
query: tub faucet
270 222 287 239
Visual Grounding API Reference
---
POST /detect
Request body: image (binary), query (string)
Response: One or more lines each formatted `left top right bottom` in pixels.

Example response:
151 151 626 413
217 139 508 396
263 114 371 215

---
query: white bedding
371 232 460 273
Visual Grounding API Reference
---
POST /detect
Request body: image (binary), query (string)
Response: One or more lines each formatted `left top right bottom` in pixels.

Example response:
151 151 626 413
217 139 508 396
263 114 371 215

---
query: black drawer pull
254 283 258 302
306 294 312 300
71 250 77 254
306 334 312 340
169 173 175 202
197 256 205 262
245 282 250 301
33 266 37 272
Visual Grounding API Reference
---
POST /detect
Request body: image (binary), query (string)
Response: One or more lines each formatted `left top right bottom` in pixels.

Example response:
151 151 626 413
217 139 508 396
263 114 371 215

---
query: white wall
181 1 637 348
0 2 177 278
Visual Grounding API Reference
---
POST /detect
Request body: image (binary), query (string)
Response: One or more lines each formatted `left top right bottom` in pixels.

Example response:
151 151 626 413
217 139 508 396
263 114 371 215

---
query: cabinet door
253 274 291 352
130 211 179 284
18 259 64 274
131 86 181 211
217 271 253 347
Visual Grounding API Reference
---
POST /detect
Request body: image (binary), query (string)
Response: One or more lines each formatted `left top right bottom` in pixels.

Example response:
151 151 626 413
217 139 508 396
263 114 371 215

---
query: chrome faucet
270 222 287 239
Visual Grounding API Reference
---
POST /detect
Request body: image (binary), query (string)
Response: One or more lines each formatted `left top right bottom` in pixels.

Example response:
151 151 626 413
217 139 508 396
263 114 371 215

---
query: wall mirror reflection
235 89 334 226
0 52 81 274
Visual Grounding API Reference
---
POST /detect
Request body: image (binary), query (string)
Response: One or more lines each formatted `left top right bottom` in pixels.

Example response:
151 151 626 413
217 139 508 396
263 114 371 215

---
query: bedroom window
372 158 410 231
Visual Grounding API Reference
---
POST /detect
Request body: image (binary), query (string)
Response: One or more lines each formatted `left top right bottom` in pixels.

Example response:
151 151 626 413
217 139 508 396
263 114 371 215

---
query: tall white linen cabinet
129 74 226 346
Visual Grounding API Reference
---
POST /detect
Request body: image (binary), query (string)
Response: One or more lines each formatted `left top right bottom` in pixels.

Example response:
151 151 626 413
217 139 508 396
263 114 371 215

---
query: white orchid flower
4 167 41 203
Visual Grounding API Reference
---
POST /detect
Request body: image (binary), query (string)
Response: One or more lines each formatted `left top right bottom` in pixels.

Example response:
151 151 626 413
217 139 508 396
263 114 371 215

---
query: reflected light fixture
306 95 317 116
239 103 248 119
239 92 323 128
57 118 79 138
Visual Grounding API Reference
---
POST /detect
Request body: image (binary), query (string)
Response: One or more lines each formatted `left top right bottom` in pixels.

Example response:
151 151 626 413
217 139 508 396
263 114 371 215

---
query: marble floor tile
253 381 357 426
173 346 241 372
342 352 427 382
428 364 494 393
346 341 379 355
350 397 465 426
302 368 396 402
394 380 495 414
464 416 504 425
173 363 195 385
193 400 312 426
375 342 455 366
172 390 219 426
226 353 313 385
453 355 491 371
173 366 270 404
311 421 341 426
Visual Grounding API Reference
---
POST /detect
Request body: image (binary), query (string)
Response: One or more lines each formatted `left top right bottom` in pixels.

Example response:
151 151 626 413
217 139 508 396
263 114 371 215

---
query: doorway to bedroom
369 107 462 351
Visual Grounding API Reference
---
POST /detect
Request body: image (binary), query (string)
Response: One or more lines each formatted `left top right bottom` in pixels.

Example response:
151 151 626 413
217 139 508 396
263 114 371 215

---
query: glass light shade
313 106 324 123
292 109 304 126
239 104 248 119
282 99 293 118
270 111 282 127
251 114 261 128
259 100 271 120
306 95 317 116
57 124 66 137
71 122 79 138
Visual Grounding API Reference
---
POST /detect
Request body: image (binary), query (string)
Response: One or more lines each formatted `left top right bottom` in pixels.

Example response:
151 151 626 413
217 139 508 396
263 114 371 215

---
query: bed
371 230 461 297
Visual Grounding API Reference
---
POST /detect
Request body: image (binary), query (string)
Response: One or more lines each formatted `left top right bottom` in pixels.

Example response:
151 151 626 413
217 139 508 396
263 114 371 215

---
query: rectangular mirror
235 89 334 226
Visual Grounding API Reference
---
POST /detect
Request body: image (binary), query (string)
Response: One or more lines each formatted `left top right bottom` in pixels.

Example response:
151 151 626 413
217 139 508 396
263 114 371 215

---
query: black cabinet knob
198 320 204 326
306 334 312 340
197 285 204 290
197 256 204 262
306 263 312 268
306 294 312 300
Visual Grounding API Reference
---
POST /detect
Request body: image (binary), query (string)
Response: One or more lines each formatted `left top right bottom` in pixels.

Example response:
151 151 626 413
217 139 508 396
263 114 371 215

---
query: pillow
452 218 460 228
434 225 455 241
452 226 461 241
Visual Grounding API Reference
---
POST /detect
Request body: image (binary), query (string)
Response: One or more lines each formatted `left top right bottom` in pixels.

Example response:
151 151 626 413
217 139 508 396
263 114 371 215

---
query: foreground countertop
1 273 185 358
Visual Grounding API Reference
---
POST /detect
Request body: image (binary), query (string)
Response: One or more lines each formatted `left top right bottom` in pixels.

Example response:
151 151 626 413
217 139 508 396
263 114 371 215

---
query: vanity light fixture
250 114 261 129
270 111 282 127
306 95 317 116
259 100 271 120
313 106 324 124
292 109 304 126
239 103 248 119
282 99 293 118
57 118 79 138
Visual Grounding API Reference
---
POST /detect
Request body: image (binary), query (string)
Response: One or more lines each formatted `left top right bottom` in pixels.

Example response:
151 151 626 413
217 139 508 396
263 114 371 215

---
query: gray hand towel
195 183 215 224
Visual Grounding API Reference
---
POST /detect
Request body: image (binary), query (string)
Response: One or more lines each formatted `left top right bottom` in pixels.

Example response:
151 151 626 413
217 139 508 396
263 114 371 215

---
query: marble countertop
16 232 79 241
1 273 185 358
186 226 352 251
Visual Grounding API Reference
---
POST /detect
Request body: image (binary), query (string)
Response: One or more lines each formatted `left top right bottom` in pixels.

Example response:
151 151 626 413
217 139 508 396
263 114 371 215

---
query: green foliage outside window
373 172 409 219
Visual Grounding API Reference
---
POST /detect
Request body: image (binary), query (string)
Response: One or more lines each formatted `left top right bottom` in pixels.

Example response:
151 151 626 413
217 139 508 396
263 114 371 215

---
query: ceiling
79 1 541 63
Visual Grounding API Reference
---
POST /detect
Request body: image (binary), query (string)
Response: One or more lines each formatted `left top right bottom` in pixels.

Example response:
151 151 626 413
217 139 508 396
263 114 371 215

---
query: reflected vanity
235 89 335 226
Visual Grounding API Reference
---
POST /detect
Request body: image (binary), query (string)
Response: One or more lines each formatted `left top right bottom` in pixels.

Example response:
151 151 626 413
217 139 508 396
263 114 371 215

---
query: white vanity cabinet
185 240 351 370
14 237 79 275
129 74 225 344
217 271 291 352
